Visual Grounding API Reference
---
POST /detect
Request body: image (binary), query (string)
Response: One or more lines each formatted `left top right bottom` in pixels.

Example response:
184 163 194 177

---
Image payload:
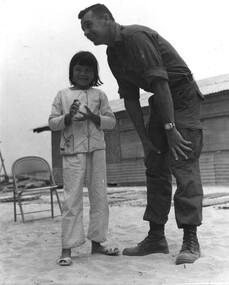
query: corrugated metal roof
110 93 152 113
197 74 229 95
110 74 229 113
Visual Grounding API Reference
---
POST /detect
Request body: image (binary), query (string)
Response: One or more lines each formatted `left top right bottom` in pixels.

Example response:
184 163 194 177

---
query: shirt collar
114 24 123 42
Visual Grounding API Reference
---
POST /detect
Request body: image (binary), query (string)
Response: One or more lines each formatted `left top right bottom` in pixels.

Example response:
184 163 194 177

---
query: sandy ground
1 185 229 285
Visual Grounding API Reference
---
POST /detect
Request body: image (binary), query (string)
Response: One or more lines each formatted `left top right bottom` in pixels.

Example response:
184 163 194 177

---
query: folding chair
12 156 62 222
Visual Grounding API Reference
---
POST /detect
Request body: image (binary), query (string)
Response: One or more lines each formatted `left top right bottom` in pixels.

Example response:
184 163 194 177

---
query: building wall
201 91 229 152
105 90 229 186
51 131 63 186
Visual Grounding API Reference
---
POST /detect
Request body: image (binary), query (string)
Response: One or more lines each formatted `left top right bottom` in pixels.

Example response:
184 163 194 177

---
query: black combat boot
122 224 169 256
176 225 200 265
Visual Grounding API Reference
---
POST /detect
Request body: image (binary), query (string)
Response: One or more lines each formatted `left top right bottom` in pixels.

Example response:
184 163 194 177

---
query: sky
0 0 229 174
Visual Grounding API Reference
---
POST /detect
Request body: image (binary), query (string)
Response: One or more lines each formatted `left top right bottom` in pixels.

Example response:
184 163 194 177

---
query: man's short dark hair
78 3 114 21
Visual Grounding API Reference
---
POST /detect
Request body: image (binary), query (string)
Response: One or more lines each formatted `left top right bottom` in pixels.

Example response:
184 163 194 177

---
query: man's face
80 11 109 45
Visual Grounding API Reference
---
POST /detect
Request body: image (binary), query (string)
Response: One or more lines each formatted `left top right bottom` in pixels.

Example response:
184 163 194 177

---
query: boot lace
138 235 151 246
138 234 163 246
181 229 199 254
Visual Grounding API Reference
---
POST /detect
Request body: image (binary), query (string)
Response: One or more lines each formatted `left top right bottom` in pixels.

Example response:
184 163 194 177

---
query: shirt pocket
172 85 198 110
60 134 74 155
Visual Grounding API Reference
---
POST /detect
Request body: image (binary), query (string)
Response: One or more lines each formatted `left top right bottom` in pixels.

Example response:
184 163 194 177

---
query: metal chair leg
50 190 54 218
17 194 25 223
13 190 17 222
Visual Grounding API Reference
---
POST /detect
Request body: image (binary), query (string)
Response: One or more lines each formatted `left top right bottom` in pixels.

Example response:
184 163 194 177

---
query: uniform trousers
144 81 204 228
61 150 109 249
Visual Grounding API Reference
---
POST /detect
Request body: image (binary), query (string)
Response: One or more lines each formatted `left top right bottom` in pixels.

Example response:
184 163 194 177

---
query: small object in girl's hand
73 99 81 106
73 103 86 119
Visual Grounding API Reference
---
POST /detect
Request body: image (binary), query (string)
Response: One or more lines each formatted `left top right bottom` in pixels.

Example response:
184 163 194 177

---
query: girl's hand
76 106 101 126
69 99 81 117
75 105 91 121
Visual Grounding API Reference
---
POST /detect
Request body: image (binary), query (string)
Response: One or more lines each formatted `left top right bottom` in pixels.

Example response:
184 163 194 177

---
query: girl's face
72 64 94 88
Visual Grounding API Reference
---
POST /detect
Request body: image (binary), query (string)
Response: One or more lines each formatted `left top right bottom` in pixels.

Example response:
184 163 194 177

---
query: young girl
49 51 119 266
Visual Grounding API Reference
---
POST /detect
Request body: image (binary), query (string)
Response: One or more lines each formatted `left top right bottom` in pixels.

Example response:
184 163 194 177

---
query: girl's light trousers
61 150 109 249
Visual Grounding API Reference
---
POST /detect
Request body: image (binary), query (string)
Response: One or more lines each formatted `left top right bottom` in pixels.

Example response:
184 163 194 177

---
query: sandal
92 246 120 256
57 257 72 266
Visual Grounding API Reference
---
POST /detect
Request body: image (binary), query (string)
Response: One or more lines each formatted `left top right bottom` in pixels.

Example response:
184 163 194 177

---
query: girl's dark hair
69 51 103 86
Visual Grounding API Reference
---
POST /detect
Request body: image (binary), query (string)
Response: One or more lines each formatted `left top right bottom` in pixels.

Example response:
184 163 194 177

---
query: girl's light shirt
49 87 116 155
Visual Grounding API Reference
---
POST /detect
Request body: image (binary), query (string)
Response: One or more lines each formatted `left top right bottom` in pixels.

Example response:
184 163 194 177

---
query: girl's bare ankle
61 248 71 258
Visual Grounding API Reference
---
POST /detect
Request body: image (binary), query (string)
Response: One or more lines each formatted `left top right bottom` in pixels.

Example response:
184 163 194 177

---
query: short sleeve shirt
107 25 191 100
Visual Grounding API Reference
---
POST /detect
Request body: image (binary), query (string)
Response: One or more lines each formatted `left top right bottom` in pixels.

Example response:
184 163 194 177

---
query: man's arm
124 98 160 156
152 80 192 160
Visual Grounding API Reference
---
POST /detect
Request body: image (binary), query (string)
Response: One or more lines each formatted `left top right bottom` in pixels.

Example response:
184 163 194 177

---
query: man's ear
102 13 111 23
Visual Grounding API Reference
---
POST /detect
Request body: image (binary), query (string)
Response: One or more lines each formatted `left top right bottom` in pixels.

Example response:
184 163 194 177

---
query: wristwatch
164 122 175 131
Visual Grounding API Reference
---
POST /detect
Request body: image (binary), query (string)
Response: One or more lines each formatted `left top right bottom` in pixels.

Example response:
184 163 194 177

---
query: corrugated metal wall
106 151 229 186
